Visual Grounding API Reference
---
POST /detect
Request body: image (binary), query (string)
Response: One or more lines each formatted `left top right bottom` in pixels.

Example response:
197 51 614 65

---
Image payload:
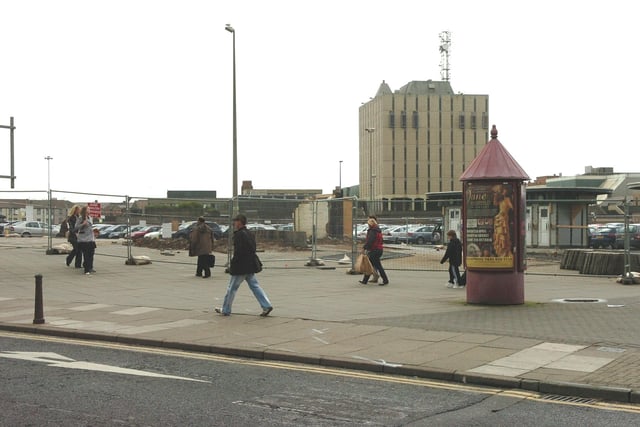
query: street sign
88 202 101 218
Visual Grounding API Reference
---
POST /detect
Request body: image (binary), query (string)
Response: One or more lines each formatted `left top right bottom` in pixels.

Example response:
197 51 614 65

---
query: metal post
348 197 359 274
225 24 238 216
125 196 134 264
10 117 15 188
226 198 233 272
45 156 53 254
339 160 343 190
623 182 640 285
33 274 45 324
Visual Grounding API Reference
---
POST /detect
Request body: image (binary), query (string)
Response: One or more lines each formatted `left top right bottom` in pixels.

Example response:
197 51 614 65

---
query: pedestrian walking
215 214 273 317
359 217 389 285
189 217 215 278
65 205 82 268
441 230 463 288
74 206 96 275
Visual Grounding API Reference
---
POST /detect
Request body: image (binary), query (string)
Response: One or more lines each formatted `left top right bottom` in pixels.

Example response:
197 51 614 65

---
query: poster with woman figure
464 181 515 269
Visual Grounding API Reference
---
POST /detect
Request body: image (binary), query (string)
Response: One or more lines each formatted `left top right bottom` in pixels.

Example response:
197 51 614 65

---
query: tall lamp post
225 24 237 214
225 24 237 269
44 156 53 254
365 128 375 210
623 182 640 284
339 160 343 191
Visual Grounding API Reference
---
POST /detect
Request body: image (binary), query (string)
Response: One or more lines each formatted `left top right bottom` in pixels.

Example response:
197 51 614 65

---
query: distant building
167 190 217 199
359 80 489 212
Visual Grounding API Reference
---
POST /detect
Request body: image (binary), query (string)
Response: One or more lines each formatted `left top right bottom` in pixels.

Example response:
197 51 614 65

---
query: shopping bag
207 254 216 268
355 254 375 275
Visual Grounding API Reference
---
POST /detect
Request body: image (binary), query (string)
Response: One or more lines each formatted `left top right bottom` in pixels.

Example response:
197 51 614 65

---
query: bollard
33 274 45 324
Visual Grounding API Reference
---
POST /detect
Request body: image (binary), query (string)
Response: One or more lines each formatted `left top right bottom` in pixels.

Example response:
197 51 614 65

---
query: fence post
346 197 358 274
33 274 45 324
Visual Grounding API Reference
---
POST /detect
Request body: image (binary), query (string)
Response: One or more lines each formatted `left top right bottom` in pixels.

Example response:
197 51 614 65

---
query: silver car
8 221 50 237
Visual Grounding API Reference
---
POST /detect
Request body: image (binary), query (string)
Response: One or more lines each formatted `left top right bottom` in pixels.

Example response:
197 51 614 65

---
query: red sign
88 202 101 218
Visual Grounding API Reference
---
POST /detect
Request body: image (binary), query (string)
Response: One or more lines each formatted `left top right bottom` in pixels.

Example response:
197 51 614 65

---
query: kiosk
460 126 529 304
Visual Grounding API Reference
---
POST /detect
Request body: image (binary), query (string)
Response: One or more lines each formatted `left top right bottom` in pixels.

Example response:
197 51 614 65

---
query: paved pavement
2 237 640 404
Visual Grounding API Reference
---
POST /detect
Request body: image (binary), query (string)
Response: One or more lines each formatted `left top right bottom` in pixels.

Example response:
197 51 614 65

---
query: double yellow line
2 330 640 414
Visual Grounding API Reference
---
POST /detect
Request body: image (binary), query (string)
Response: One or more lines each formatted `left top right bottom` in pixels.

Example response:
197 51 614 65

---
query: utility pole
0 117 16 188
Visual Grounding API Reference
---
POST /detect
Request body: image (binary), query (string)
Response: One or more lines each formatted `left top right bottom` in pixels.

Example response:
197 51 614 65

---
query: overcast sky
1 0 637 203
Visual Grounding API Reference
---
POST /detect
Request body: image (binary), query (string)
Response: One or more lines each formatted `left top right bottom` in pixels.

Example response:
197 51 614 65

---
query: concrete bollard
33 274 45 325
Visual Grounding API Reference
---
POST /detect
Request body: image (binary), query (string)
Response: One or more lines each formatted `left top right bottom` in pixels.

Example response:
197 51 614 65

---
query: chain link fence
0 190 572 275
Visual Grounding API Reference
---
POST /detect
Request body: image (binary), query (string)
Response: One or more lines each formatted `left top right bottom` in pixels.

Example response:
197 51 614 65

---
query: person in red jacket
359 217 389 285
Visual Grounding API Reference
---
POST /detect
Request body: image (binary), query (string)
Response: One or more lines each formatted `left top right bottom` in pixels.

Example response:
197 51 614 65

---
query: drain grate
540 394 597 404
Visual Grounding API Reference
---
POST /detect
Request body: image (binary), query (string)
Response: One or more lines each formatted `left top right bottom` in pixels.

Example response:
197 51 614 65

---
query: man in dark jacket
440 230 463 288
215 214 273 316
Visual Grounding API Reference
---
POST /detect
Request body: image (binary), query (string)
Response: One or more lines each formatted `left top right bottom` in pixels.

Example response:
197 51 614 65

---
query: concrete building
359 80 489 212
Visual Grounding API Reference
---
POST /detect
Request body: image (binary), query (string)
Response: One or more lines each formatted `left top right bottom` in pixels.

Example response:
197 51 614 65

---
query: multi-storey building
359 80 489 212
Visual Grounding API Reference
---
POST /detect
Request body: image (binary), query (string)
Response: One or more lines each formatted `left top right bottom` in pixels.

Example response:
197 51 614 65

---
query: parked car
8 221 51 237
92 224 113 233
590 227 618 249
172 221 223 240
129 225 162 240
614 224 640 249
407 224 442 244
106 224 139 239
247 223 277 231
383 225 409 243
97 224 126 239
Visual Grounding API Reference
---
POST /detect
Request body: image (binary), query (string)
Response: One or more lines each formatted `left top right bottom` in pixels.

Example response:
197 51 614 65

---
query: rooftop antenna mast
439 31 451 82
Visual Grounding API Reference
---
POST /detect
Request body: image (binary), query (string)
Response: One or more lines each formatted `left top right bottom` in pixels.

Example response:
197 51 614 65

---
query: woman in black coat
440 230 463 288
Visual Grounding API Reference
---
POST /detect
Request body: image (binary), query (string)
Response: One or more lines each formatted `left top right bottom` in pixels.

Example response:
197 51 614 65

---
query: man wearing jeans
215 214 273 317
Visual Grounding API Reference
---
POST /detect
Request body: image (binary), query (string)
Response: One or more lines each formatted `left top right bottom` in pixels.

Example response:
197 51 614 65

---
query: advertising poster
464 182 515 269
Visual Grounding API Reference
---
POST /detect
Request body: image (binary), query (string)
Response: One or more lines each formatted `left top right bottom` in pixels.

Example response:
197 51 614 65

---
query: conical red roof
460 125 529 181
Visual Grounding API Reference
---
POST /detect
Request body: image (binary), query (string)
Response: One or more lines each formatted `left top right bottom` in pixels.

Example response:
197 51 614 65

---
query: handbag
355 254 375 275
207 254 216 268
253 254 263 273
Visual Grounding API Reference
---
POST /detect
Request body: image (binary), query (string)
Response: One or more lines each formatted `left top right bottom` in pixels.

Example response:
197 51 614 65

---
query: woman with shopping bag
358 217 389 286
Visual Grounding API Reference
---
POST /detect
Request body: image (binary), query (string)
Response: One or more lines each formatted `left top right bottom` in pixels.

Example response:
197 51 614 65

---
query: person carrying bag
358 217 389 286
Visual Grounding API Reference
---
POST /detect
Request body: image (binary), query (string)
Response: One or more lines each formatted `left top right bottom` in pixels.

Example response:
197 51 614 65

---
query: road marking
1 331 639 414
0 350 209 383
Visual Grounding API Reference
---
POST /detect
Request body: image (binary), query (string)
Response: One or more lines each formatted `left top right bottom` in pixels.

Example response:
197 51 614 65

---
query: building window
459 114 465 129
401 111 407 128
470 113 477 129
412 111 419 128
389 111 395 128
481 112 488 129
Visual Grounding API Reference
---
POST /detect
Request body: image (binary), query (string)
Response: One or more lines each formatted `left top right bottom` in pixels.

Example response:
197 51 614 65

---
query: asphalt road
1 332 639 426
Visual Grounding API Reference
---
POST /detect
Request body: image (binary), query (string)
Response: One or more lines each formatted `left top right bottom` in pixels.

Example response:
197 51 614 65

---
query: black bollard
33 274 45 324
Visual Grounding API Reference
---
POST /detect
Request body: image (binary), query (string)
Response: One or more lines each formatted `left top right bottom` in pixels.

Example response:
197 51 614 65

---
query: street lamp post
44 156 53 254
365 128 375 210
623 182 640 284
225 24 237 214
225 24 237 270
339 160 343 191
